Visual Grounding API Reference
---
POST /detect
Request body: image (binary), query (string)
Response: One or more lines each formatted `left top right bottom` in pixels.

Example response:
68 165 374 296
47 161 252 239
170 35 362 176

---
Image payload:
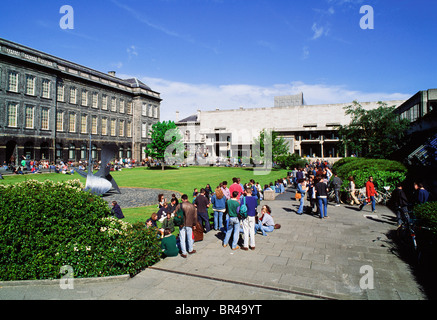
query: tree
145 121 184 170
338 101 410 159
253 129 289 164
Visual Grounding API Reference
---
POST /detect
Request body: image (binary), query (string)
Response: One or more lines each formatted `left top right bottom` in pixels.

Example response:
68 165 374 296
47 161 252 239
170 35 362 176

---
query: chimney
108 71 116 77
175 111 179 122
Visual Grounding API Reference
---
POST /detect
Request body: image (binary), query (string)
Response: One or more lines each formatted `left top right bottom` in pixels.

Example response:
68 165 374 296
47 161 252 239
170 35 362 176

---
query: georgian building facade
0 38 161 165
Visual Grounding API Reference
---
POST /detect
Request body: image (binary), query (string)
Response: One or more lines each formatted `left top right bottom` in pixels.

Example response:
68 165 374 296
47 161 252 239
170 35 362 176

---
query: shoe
359 204 364 211
188 250 196 254
241 247 249 251
250 246 255 250
181 254 187 258
223 244 228 248
335 204 340 207
232 246 240 250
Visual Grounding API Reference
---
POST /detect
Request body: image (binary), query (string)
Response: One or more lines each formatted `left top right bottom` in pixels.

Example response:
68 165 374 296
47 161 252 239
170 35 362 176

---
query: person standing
348 176 360 205
221 180 231 200
241 187 258 250
223 191 241 250
360 176 378 213
211 186 227 231
296 179 307 215
194 188 211 233
314 176 329 219
331 173 343 207
392 183 409 227
229 177 243 200
174 194 198 258
414 182 430 204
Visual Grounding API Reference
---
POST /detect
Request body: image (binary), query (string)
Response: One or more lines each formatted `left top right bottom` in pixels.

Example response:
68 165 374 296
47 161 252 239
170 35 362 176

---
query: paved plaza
0 186 427 301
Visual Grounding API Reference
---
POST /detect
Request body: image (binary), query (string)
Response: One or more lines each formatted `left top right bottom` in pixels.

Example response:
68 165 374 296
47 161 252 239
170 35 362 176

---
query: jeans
318 197 328 218
197 211 211 233
223 217 240 249
362 196 376 212
334 188 340 204
242 216 256 248
179 226 193 255
254 223 274 236
297 193 305 214
213 210 224 230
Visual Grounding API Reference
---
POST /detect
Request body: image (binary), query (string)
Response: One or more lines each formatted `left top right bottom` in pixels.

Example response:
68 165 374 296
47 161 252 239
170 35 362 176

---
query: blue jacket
211 194 226 210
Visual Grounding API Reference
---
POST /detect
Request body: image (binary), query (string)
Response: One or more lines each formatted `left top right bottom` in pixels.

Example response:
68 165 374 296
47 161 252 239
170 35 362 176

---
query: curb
0 274 130 287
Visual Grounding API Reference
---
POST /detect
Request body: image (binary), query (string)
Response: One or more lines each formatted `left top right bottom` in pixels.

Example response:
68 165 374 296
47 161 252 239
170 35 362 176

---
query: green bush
332 158 407 191
0 179 162 281
413 202 437 234
277 153 308 170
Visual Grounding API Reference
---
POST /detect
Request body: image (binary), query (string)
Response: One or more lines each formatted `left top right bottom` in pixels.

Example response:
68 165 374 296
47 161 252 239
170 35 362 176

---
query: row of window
2 70 159 118
4 102 141 138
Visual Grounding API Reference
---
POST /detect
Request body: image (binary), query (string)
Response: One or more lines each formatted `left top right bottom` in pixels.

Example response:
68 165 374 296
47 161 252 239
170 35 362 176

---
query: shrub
413 202 437 234
0 179 162 281
276 153 308 170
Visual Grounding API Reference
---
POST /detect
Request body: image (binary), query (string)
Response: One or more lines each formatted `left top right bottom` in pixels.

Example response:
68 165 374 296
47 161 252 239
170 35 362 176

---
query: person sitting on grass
160 228 179 257
161 212 175 234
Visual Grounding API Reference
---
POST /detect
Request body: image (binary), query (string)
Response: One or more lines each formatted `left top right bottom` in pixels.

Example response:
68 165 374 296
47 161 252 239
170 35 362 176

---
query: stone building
176 93 406 163
0 38 161 165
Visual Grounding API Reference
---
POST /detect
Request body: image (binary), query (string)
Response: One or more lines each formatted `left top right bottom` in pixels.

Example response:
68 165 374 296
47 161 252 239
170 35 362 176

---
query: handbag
295 192 302 200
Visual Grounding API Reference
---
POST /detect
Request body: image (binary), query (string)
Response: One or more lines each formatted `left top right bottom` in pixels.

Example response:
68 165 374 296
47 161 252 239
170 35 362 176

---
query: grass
0 166 288 225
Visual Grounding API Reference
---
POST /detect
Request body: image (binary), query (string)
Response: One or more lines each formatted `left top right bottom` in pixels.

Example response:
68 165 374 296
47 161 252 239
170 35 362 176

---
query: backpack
173 203 184 226
237 196 248 220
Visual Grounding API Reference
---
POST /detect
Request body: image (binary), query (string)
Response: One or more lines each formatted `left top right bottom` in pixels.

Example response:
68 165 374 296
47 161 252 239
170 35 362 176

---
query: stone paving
0 186 427 300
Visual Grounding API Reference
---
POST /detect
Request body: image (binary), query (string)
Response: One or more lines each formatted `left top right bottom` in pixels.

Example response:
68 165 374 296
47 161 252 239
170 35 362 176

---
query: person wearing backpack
241 187 258 251
223 191 241 250
173 194 198 258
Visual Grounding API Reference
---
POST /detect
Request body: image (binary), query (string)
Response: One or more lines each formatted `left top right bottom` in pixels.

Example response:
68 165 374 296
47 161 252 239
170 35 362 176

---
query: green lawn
0 166 288 224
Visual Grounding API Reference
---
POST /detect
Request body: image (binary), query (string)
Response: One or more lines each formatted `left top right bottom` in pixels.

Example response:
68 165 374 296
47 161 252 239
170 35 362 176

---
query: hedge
0 179 162 281
413 201 437 234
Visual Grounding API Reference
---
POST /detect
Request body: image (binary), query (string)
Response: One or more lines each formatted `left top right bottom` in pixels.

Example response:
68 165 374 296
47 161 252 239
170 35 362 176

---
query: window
127 102 133 115
91 116 98 134
26 75 35 95
69 144 76 160
142 123 147 138
102 95 108 110
127 121 132 138
69 87 77 104
92 93 99 108
120 99 125 113
42 79 51 98
7 102 18 127
57 111 64 131
111 97 117 112
81 90 88 106
80 144 87 160
41 108 49 130
25 105 35 129
57 83 65 101
101 118 108 135
148 104 153 117
119 120 125 137
81 114 88 134
8 71 19 92
110 119 116 136
69 113 76 132
142 103 147 116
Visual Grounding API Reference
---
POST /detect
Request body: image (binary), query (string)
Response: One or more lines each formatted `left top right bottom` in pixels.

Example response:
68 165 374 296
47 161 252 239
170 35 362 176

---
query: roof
123 78 152 91
178 114 198 123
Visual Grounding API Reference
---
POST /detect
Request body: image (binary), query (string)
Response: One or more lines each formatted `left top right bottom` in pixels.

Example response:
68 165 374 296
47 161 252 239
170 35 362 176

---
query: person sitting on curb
255 205 275 236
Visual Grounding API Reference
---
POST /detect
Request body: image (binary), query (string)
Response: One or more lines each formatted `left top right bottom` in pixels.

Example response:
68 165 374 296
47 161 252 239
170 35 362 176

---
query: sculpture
74 135 121 195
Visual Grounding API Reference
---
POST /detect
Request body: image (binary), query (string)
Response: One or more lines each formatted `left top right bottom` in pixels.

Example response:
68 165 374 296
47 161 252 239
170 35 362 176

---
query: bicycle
375 186 392 205
396 210 418 260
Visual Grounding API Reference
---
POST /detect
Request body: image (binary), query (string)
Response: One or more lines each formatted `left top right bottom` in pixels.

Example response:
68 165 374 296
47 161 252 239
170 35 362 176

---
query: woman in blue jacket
211 186 227 231
297 179 307 215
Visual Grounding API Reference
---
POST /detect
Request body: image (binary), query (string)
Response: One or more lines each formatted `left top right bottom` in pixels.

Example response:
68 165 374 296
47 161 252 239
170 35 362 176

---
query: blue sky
1 0 436 121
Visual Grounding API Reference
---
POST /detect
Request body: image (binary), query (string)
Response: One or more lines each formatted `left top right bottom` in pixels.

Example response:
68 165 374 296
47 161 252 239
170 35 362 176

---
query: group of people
146 178 280 258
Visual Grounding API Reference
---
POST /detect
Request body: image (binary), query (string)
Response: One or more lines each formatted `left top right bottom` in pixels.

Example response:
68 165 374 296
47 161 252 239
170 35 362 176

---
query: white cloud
127 45 138 59
118 74 410 122
311 23 326 40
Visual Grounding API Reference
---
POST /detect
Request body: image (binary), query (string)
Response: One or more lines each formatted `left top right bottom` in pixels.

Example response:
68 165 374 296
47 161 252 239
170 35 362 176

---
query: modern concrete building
0 38 161 165
176 93 406 164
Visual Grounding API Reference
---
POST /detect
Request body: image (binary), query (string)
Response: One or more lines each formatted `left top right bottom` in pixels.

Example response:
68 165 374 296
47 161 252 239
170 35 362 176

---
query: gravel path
101 188 181 208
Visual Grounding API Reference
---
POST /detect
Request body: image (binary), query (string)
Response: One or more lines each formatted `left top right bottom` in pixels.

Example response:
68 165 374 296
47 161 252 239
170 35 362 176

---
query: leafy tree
253 129 289 163
338 101 410 159
145 121 184 170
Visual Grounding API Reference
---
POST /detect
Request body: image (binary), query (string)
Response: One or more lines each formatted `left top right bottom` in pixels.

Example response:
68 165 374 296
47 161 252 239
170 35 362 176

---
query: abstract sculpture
74 135 121 195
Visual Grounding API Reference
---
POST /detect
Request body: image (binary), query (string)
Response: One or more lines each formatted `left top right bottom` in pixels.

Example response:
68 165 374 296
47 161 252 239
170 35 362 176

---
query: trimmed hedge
0 180 162 281
413 201 437 234
332 158 407 191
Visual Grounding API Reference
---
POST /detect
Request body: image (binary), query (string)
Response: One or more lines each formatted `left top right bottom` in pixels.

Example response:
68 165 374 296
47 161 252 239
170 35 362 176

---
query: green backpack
173 203 185 226
237 196 248 220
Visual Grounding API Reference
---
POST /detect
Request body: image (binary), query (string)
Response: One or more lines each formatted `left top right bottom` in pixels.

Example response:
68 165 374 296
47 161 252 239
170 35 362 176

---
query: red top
229 183 243 200
366 180 377 198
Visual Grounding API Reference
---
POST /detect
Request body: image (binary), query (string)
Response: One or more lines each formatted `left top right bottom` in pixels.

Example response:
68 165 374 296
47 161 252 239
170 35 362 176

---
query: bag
193 221 204 242
295 192 302 200
237 196 248 220
274 224 281 229
173 203 184 226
